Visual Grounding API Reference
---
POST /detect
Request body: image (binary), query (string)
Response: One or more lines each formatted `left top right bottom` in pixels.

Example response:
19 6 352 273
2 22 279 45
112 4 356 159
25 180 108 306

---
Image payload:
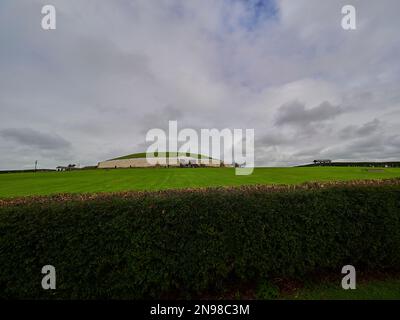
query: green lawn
1 167 400 198
285 278 400 300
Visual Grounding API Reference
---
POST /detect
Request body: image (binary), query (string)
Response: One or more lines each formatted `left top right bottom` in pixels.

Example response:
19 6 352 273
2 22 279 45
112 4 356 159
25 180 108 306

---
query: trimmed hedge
1 182 400 299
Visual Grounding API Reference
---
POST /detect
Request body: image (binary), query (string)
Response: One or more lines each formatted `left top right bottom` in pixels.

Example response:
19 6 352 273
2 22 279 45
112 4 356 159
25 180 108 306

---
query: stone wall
97 157 224 168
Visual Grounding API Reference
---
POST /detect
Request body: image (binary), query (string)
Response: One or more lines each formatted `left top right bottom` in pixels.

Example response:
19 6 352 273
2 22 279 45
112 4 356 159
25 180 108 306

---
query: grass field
243 275 400 300
284 277 400 300
1 166 400 198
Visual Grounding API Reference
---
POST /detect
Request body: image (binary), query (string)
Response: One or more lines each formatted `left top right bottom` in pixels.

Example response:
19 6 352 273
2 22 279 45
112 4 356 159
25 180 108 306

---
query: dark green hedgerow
1 183 400 299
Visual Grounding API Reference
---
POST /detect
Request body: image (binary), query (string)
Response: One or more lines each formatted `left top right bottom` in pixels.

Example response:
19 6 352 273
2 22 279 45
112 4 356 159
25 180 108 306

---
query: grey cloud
319 134 388 161
0 128 71 150
256 133 292 148
293 147 325 158
346 135 386 155
275 101 343 126
356 119 381 136
386 135 400 148
339 119 382 139
139 105 185 134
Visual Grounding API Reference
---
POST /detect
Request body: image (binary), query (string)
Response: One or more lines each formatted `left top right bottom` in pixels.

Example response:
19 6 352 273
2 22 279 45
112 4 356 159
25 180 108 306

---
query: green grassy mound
111 152 213 160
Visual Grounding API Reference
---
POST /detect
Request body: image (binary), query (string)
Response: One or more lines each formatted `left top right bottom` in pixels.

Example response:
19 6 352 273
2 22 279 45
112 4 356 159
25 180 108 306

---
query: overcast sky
0 0 399 169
